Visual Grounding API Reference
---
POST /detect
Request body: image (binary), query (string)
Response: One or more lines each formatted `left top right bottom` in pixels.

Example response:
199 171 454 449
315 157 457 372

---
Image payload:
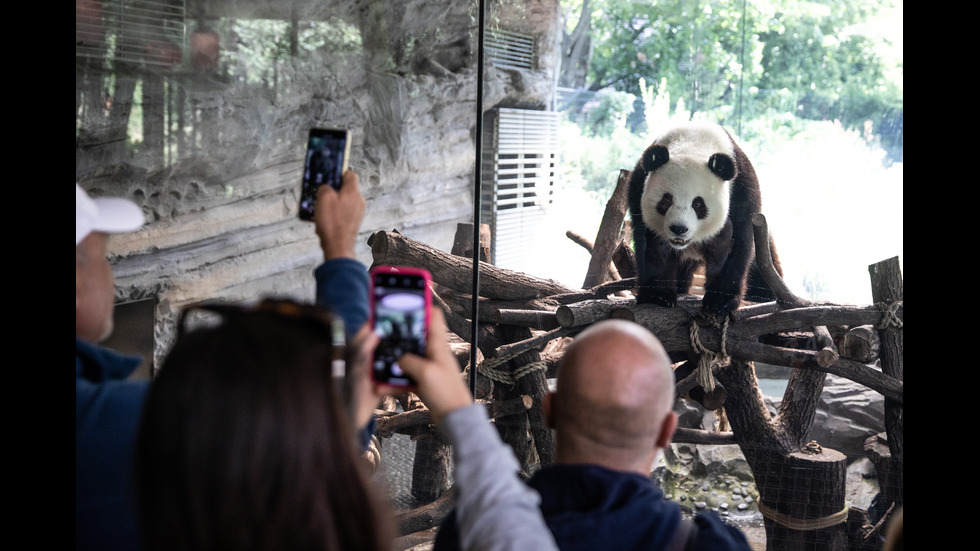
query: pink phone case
368 265 432 388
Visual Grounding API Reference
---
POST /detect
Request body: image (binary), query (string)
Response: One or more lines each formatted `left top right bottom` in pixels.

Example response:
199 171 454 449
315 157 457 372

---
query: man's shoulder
76 339 148 424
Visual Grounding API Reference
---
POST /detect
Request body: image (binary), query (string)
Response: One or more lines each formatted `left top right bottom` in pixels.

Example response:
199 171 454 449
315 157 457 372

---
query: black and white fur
628 122 780 317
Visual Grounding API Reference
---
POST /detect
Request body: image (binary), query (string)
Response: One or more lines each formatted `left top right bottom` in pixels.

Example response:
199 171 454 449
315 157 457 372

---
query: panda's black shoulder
724 130 763 217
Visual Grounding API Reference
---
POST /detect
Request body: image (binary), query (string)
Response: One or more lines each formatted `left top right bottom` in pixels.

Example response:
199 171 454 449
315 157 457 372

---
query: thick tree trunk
754 447 849 550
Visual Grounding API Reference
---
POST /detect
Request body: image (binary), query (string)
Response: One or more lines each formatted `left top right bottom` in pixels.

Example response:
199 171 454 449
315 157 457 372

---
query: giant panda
628 121 781 317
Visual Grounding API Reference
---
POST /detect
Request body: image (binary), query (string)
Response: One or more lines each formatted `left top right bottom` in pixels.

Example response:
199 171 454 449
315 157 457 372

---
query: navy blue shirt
434 463 752 551
76 337 148 551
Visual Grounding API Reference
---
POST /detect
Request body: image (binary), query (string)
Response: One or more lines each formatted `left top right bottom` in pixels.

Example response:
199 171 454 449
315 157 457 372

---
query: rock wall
76 0 561 369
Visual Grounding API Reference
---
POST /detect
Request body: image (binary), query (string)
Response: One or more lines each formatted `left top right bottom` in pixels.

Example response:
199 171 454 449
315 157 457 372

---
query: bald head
549 320 677 474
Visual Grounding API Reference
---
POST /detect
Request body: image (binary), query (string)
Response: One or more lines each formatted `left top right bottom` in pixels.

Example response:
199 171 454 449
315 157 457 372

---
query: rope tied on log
875 301 903 330
476 351 548 386
689 316 731 393
757 500 849 531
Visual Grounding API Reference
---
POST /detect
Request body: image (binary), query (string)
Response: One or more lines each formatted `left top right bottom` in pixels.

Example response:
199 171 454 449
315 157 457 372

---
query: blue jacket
314 257 370 337
75 258 371 550
75 337 148 551
433 463 752 551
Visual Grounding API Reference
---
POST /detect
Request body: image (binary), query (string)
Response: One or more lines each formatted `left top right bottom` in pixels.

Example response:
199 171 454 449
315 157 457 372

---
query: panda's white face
640 158 731 251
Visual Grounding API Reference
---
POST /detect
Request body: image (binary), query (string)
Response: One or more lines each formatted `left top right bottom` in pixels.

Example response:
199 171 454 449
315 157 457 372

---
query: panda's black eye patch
656 193 673 215
692 197 708 219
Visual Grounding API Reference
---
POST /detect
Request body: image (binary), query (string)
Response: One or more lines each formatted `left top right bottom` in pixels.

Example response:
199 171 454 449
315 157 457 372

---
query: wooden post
868 257 903 510
753 447 849 550
451 222 491 263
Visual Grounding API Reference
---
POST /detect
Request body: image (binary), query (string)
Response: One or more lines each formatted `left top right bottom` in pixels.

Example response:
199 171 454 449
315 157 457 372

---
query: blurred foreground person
137 303 557 551
76 184 147 550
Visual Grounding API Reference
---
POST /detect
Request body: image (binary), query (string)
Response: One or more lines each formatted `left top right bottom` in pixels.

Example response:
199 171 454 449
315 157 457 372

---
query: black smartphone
299 127 351 221
369 265 432 389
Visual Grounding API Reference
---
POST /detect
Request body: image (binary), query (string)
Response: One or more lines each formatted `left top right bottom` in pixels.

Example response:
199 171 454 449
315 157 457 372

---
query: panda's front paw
638 287 677 308
701 291 739 317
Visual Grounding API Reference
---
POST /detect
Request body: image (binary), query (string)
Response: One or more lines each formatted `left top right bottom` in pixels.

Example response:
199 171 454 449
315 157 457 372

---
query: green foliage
561 0 903 163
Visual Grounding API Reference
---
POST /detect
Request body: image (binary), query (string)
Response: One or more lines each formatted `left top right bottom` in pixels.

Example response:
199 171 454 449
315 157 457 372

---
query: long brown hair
136 300 393 551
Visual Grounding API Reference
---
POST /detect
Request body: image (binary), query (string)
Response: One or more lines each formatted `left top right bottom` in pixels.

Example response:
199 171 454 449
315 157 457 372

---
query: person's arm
398 310 558 551
312 170 369 335
311 171 375 447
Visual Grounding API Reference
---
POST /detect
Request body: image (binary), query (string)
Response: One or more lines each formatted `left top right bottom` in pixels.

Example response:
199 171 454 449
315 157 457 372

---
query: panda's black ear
643 145 669 172
708 153 737 181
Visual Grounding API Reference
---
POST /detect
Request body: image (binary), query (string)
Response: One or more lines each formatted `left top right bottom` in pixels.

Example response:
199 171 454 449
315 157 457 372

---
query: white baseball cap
76 184 145 245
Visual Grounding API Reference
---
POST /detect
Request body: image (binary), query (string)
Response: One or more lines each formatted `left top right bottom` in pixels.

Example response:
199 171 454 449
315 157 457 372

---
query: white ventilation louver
486 29 534 70
76 0 187 68
482 108 559 272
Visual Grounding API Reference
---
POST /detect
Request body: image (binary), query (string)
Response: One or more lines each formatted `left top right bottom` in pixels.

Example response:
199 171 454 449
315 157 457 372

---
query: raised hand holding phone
299 127 351 222
369 265 432 389
314 171 364 261
396 308 473 424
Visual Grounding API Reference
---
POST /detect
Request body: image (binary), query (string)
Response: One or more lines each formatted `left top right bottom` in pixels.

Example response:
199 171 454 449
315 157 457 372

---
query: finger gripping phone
299 127 351 221
369 265 432 388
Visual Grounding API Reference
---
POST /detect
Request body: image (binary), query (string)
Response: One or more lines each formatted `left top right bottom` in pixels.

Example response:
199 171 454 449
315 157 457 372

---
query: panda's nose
669 224 688 236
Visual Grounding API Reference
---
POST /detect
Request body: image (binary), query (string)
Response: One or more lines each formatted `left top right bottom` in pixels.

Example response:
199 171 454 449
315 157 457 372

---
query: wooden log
368 230 574 300
555 298 635 327
839 325 880 363
493 309 559 330
583 168 631 288
672 427 738 445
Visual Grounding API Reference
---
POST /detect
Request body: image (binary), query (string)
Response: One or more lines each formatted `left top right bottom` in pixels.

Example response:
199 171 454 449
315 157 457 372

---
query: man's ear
655 411 678 449
543 391 556 428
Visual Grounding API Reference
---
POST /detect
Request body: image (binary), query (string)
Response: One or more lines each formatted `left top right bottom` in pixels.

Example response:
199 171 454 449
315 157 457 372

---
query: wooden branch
583 169 631 288
437 286 562 323
555 297 636 327
613 222 637 279
494 326 579 359
374 395 534 438
432 289 472 343
396 485 456 535
369 230 575 300
551 278 637 304
736 303 903 339
493 309 559 330
672 427 738 445
752 213 805 306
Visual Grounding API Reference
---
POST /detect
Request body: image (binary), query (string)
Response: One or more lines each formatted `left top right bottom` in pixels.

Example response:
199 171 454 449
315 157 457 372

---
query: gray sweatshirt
440 404 558 551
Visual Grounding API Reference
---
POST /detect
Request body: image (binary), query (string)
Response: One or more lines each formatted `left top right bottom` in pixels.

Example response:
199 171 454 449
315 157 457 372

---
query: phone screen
299 127 350 221
371 268 430 388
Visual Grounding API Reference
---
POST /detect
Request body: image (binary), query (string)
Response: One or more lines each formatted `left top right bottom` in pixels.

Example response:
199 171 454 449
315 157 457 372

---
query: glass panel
78 1 902 549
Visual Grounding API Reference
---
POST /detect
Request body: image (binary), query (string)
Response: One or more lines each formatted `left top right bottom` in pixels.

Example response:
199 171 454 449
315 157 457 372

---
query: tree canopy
559 0 903 163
